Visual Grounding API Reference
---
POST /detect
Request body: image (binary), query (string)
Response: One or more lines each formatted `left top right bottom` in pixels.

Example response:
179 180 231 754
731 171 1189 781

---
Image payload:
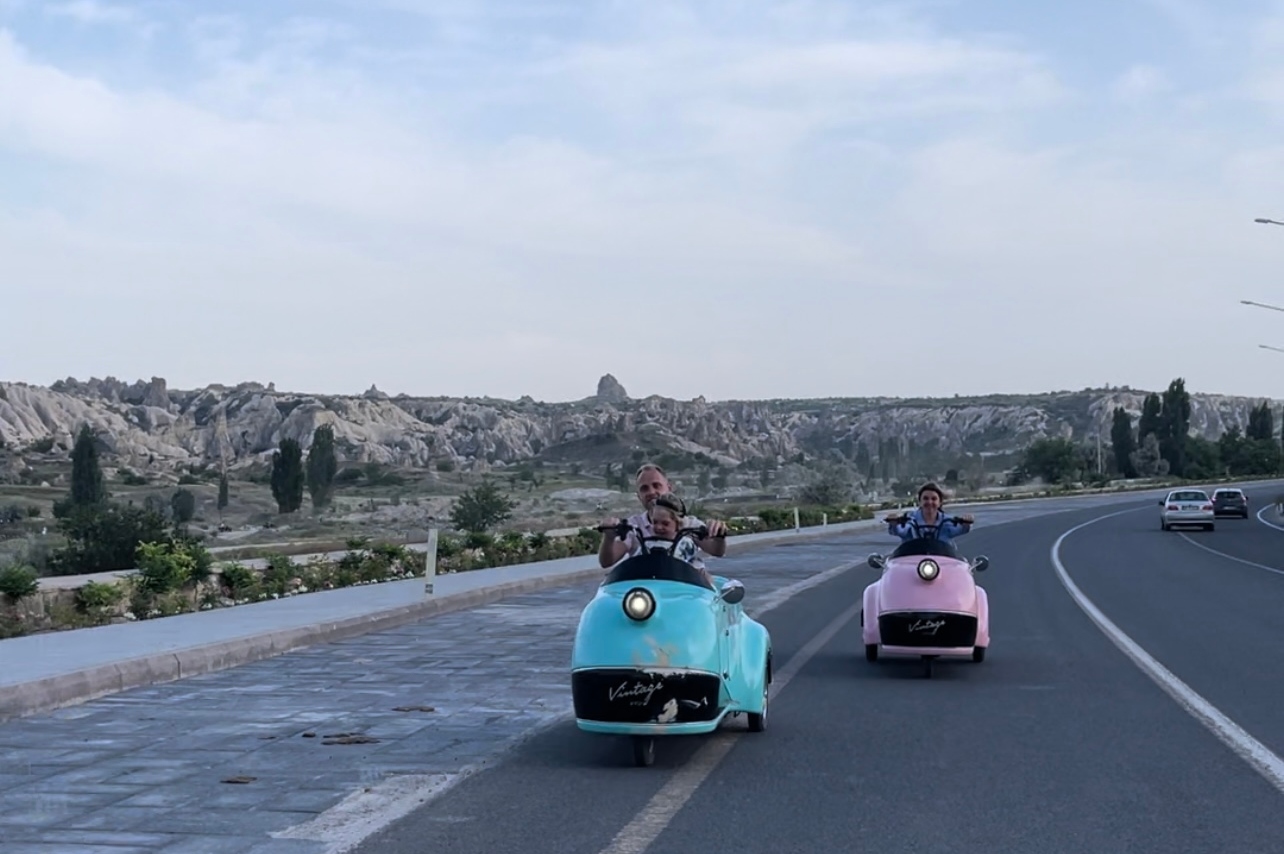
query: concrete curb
0 519 884 723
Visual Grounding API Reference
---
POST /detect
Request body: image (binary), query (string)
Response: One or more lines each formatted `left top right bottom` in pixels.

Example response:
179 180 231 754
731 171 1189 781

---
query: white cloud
1137 0 1231 50
1111 64 1169 101
48 0 134 25
2 4 1283 401
46 0 157 37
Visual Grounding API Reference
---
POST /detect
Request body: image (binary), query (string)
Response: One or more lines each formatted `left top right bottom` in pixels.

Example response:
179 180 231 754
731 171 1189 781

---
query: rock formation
0 376 1275 478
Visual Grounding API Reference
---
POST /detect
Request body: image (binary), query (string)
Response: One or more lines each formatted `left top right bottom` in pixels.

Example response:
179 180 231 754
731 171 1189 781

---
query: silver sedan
1159 489 1215 531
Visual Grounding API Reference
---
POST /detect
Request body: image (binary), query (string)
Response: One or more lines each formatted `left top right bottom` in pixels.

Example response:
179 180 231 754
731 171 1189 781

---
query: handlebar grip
596 523 631 535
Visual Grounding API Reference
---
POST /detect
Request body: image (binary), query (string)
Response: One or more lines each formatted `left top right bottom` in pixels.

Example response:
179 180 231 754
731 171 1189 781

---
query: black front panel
572 669 721 723
878 611 978 648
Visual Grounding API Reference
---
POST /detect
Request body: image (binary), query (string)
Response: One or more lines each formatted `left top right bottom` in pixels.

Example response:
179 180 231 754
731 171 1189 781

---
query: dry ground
0 459 806 565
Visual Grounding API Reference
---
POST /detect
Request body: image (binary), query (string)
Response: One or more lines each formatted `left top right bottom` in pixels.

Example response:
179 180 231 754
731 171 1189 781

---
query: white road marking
1051 508 1284 795
1255 502 1284 532
274 556 863 853
1175 532 1284 578
748 559 861 616
272 774 458 849
596 600 863 854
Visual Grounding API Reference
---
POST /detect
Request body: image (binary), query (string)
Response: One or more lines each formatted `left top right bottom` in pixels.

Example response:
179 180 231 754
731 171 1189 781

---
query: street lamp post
1239 301 1284 353
1242 299 1284 313
1247 220 1284 363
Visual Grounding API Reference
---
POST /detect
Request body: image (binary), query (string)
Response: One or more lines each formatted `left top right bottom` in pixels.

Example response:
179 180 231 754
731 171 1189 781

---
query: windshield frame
889 537 962 560
602 551 715 590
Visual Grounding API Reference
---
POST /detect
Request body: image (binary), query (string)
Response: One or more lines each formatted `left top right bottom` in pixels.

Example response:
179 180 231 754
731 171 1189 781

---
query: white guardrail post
424 527 438 597
793 507 800 531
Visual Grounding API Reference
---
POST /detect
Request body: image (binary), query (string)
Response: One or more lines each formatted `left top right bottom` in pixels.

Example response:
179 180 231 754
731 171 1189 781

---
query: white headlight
623 588 656 621
917 559 940 581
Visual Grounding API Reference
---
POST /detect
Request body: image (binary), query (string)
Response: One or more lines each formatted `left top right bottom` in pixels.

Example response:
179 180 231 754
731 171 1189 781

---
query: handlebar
595 522 726 540
886 515 971 525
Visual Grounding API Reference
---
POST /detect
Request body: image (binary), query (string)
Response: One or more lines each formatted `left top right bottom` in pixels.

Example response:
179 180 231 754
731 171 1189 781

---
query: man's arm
694 519 728 557
598 535 628 568
597 520 629 568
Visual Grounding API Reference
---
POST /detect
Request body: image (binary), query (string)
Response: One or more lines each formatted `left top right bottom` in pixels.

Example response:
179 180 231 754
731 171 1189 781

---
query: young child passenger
645 494 700 566
627 492 717 585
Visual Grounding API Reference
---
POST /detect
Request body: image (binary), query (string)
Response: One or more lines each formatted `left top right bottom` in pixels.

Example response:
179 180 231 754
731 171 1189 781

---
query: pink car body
861 539 990 676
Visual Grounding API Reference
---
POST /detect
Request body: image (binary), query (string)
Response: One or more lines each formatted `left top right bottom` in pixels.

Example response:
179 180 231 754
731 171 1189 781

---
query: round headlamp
622 587 656 621
916 559 940 581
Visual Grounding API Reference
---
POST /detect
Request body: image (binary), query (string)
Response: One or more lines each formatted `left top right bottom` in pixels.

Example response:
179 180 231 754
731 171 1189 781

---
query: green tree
1183 436 1221 480
217 473 229 517
448 479 517 533
1110 406 1137 478
1218 427 1245 475
1243 439 1282 474
270 438 305 513
306 424 339 509
1130 432 1169 478
797 467 851 505
1222 425 1281 475
1247 400 1274 441
170 488 196 523
1158 378 1191 477
1016 437 1081 484
70 424 106 507
1138 393 1162 443
48 503 172 576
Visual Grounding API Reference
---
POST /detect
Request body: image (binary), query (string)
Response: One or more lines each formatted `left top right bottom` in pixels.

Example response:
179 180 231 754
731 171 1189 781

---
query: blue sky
5 0 1284 402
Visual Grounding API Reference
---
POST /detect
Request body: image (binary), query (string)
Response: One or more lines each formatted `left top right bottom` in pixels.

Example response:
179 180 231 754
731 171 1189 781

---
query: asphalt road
351 486 1284 854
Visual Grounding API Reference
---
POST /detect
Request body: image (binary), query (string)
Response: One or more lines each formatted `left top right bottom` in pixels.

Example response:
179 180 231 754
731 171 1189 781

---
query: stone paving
0 533 885 853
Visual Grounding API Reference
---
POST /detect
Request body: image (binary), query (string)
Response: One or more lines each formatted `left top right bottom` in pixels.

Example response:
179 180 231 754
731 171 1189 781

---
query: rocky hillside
0 374 1277 480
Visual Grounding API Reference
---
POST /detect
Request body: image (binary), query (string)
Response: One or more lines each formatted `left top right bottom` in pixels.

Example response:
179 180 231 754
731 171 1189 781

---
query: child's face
650 510 679 538
919 490 941 513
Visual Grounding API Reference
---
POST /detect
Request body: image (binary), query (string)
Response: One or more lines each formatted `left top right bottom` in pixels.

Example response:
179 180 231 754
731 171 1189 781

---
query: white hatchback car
1159 488 1215 531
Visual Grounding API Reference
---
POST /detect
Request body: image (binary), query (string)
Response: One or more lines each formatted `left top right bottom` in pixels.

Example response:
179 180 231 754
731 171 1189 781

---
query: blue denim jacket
887 508 971 542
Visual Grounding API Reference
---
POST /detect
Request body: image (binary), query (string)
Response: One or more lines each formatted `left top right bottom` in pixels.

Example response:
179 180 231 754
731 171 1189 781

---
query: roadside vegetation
3 374 1282 638
1010 378 1284 486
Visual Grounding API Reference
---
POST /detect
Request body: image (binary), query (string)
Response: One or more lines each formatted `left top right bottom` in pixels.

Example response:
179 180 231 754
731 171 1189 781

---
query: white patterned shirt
623 512 707 570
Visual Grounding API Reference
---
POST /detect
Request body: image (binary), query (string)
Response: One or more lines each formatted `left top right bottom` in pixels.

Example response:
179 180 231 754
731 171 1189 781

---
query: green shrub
75 580 125 623
0 564 39 600
219 563 259 600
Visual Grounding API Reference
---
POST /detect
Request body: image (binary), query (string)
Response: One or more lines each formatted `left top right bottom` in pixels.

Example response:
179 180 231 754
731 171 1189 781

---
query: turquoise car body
571 551 772 744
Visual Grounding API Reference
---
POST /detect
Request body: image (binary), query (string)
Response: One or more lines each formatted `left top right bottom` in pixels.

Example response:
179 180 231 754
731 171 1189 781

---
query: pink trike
862 518 990 678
